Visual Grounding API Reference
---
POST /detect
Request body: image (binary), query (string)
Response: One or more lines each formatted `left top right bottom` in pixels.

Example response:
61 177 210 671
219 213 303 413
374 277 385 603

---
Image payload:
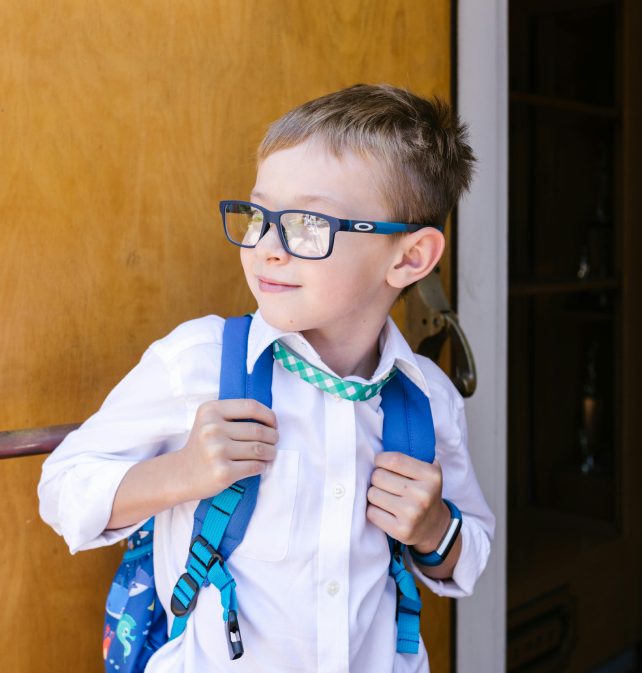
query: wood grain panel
0 1 452 670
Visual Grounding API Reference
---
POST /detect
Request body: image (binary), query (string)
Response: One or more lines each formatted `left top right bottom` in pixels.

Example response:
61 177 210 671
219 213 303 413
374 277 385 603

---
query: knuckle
387 453 404 472
211 462 231 485
415 490 432 511
406 501 424 525
370 468 383 486
200 423 223 442
427 463 442 483
397 522 413 542
204 442 224 464
196 400 218 419
243 398 260 415
195 424 210 443
253 442 265 458
385 453 398 469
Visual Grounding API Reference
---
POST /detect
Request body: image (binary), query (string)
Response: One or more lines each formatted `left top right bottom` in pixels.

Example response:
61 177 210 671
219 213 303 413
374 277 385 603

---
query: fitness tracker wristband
409 499 462 567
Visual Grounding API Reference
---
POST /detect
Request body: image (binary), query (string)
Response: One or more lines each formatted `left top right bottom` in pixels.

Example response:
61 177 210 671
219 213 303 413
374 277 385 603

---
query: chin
258 307 308 333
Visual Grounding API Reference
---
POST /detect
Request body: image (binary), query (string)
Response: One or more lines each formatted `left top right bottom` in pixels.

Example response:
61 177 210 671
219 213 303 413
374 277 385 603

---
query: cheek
240 250 257 290
240 248 251 275
315 257 385 308
332 243 391 284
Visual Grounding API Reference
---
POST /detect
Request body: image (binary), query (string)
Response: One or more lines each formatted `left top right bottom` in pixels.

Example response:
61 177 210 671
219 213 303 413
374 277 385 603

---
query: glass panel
280 212 330 258
225 203 264 246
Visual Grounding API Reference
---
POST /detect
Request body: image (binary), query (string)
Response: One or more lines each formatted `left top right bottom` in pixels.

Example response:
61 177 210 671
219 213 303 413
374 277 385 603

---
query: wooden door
0 2 454 671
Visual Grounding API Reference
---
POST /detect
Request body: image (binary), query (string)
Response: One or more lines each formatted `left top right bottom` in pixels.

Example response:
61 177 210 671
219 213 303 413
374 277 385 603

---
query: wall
456 0 508 672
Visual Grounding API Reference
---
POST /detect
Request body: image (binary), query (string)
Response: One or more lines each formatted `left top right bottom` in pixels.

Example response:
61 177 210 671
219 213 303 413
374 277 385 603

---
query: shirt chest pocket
233 449 300 562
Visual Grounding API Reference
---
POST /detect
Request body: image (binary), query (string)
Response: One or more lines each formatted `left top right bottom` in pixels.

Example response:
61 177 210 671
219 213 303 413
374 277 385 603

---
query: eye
302 214 324 231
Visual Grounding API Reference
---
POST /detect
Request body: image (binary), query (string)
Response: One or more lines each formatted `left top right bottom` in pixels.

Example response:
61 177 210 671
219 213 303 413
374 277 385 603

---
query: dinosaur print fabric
103 518 168 673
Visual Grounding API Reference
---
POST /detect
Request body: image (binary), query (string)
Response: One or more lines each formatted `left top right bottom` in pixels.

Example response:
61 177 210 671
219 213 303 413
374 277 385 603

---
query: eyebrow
250 190 347 213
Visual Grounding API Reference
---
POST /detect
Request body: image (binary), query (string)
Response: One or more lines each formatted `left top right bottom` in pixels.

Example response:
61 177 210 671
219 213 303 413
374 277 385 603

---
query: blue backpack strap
380 371 436 655
380 372 435 463
170 315 274 660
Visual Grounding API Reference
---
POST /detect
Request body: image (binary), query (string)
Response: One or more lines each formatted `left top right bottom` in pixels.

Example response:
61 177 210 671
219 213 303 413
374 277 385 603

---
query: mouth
257 276 301 293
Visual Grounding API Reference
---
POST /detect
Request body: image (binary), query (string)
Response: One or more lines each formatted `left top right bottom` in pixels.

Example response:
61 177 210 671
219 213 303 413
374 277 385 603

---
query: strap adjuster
190 535 224 572
226 609 244 660
171 573 199 617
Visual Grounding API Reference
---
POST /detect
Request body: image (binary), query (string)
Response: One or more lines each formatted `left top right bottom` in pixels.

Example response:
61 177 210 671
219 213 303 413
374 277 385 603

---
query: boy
39 84 494 673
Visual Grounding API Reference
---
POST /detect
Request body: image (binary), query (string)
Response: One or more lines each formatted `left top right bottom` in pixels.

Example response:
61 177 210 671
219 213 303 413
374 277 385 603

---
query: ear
386 228 446 290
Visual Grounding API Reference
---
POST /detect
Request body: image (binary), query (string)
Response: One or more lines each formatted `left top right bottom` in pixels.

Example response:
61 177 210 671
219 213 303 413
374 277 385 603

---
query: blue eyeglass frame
219 200 443 260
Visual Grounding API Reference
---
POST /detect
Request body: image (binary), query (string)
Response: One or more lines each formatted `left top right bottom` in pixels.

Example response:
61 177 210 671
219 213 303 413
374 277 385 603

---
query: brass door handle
405 271 477 398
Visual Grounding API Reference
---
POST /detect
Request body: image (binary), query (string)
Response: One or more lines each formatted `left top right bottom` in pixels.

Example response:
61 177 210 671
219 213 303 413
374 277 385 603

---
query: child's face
240 138 403 341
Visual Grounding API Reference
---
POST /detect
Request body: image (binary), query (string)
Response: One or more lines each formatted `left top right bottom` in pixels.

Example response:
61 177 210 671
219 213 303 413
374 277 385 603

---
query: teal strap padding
200 485 245 552
389 543 422 654
171 614 187 639
207 561 239 622
170 561 239 639
169 484 246 641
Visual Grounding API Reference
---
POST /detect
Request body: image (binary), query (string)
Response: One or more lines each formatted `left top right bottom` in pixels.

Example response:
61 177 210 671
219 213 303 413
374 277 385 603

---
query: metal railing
0 424 79 459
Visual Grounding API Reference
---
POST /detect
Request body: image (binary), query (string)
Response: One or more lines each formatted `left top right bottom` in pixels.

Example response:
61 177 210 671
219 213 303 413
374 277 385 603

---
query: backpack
103 314 436 672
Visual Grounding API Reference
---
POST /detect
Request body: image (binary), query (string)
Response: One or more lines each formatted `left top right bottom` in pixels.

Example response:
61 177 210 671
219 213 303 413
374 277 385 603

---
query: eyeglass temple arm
339 219 442 234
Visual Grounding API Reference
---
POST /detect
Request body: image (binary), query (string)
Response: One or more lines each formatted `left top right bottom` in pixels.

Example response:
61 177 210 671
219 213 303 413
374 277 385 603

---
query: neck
302 318 387 379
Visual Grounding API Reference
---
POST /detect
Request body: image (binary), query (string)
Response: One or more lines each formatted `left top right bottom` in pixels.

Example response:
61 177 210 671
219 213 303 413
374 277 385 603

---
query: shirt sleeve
411 386 495 598
38 344 192 554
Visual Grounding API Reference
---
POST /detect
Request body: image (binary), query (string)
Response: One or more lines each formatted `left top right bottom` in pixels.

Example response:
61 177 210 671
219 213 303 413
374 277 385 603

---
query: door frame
455 1 508 672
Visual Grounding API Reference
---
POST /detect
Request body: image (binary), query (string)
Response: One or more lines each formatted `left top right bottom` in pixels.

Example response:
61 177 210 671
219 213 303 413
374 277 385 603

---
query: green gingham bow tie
273 340 397 401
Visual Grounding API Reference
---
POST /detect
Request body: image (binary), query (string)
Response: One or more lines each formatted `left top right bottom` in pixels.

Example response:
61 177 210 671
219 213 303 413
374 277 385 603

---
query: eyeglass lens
224 203 331 258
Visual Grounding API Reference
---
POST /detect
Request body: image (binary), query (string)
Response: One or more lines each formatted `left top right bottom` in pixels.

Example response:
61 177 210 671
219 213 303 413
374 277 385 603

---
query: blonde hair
258 84 476 228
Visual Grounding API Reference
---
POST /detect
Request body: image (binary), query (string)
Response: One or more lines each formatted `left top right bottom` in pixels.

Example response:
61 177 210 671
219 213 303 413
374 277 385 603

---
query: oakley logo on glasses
353 222 376 232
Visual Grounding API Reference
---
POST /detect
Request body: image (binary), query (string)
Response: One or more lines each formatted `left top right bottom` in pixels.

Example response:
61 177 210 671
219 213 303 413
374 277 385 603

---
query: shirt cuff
57 460 144 554
410 516 491 598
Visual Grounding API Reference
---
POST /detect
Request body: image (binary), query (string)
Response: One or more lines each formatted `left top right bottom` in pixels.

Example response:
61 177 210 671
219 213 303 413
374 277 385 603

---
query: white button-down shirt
39 312 494 673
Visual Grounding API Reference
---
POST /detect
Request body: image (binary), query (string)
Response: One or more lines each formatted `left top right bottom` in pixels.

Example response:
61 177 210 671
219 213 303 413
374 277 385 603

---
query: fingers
368 454 445 546
366 485 436 544
196 398 278 429
227 458 274 482
367 484 403 515
224 438 278 462
367 482 435 521
225 420 279 446
370 465 413 497
374 451 442 481
366 503 397 538
192 401 279 460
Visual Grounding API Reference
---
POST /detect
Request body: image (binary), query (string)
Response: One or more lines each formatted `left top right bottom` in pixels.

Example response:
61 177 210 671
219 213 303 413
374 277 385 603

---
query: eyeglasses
219 200 442 260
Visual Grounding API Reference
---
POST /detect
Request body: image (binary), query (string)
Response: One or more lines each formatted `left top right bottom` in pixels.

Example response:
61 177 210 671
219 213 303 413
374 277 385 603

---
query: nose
254 222 289 262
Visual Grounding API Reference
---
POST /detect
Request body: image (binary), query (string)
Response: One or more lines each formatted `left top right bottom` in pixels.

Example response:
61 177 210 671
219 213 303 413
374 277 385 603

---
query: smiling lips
257 276 300 293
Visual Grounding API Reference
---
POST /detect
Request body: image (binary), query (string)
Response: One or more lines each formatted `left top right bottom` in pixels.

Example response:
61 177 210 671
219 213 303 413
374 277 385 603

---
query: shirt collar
246 311 431 399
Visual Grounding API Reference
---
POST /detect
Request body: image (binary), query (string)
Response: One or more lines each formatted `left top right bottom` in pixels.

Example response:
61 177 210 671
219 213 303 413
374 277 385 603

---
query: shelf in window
509 277 619 297
510 92 619 120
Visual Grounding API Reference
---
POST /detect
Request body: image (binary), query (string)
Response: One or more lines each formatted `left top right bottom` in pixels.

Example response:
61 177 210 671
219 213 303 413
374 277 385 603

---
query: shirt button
327 581 340 596
333 484 345 499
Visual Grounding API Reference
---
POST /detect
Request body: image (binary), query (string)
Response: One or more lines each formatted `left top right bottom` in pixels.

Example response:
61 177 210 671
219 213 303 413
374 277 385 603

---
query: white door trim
456 1 508 672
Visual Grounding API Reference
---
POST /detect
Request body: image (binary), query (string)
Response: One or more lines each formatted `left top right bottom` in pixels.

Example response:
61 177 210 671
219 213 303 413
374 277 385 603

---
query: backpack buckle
171 573 200 617
226 609 244 660
190 535 223 572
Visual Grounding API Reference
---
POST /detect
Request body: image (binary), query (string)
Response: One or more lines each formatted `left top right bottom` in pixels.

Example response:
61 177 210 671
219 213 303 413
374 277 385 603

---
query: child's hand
366 452 451 555
177 399 278 502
